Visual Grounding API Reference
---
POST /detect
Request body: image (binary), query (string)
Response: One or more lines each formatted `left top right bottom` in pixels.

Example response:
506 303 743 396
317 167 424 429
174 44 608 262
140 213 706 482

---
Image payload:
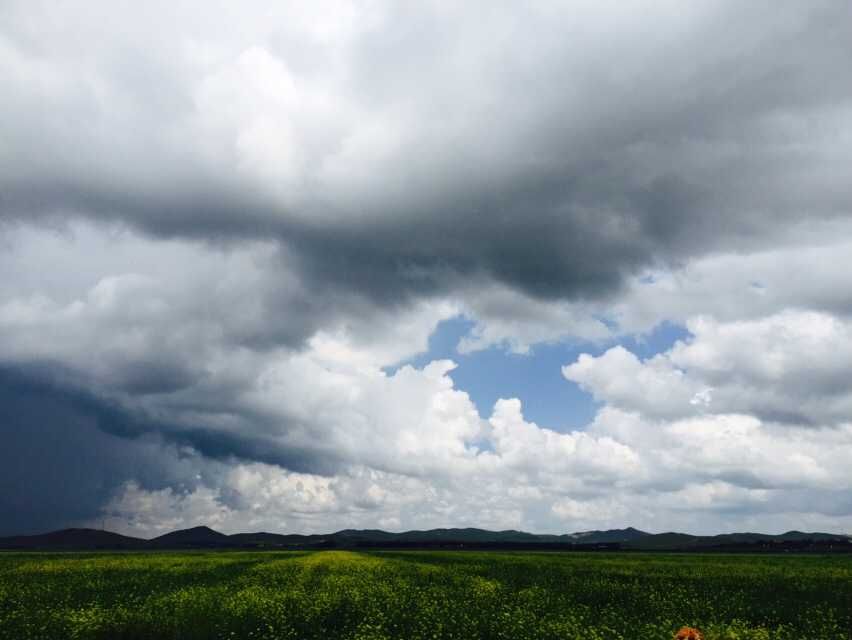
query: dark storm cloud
2 2 850 308
0 364 349 534
0 367 199 535
2 361 345 474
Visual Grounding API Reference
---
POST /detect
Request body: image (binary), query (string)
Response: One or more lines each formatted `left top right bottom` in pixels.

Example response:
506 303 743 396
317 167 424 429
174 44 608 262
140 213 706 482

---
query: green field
1 551 850 640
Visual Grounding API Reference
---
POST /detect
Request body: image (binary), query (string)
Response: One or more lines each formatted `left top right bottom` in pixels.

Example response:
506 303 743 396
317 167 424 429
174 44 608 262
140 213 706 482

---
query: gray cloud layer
3 2 851 306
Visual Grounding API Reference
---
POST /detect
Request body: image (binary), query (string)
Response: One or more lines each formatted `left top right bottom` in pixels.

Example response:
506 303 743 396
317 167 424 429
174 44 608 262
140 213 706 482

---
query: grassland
0 550 850 640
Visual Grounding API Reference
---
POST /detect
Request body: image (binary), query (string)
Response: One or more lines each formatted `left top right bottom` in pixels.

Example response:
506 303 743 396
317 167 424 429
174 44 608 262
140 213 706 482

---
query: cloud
2 1 852 536
485 398 640 482
456 286 612 354
0 366 226 536
96 394 647 538
2 1 851 307
96 392 852 538
566 310 852 425
552 310 852 530
563 346 702 419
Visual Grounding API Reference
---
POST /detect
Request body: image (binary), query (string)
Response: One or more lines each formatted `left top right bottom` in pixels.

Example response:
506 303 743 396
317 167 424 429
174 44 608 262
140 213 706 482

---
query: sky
2 1 852 537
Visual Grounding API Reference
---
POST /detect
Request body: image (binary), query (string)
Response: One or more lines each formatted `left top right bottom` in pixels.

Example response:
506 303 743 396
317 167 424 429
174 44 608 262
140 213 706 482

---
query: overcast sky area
2 1 852 537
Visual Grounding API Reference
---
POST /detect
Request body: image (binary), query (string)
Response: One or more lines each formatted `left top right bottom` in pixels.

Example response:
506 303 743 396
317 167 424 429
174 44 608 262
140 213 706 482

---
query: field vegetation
0 550 850 640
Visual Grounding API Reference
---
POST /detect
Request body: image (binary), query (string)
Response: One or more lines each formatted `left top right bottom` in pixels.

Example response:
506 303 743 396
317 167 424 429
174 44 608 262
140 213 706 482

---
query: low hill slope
149 526 233 548
3 525 849 551
0 528 145 549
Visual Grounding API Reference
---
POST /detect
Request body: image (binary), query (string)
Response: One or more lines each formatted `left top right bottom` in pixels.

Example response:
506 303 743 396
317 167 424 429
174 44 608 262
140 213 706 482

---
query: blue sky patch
389 317 691 432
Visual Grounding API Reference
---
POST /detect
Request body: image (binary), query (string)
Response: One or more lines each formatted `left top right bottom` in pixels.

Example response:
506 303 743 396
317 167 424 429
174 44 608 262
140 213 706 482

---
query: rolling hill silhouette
149 526 232 548
1 525 849 551
0 528 145 549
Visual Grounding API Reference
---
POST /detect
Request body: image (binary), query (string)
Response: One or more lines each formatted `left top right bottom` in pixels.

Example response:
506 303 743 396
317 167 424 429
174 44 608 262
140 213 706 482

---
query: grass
0 550 850 639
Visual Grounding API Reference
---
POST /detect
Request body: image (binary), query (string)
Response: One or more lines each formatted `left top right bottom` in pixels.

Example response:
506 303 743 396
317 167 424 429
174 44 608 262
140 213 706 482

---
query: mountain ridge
2 525 850 551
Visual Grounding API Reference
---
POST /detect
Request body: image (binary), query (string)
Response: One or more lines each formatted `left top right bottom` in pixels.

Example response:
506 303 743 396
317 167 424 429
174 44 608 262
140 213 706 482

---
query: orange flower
674 627 704 640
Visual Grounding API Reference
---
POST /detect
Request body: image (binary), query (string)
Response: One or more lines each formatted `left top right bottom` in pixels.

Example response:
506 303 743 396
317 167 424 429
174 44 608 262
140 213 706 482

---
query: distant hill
227 527 649 549
0 528 145 550
1 525 849 552
229 532 328 547
625 532 704 550
627 530 852 551
562 527 649 544
149 526 232 548
389 528 549 543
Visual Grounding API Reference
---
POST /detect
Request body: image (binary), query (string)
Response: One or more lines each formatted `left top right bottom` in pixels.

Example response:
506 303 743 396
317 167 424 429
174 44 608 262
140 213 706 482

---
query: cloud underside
2 1 852 535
